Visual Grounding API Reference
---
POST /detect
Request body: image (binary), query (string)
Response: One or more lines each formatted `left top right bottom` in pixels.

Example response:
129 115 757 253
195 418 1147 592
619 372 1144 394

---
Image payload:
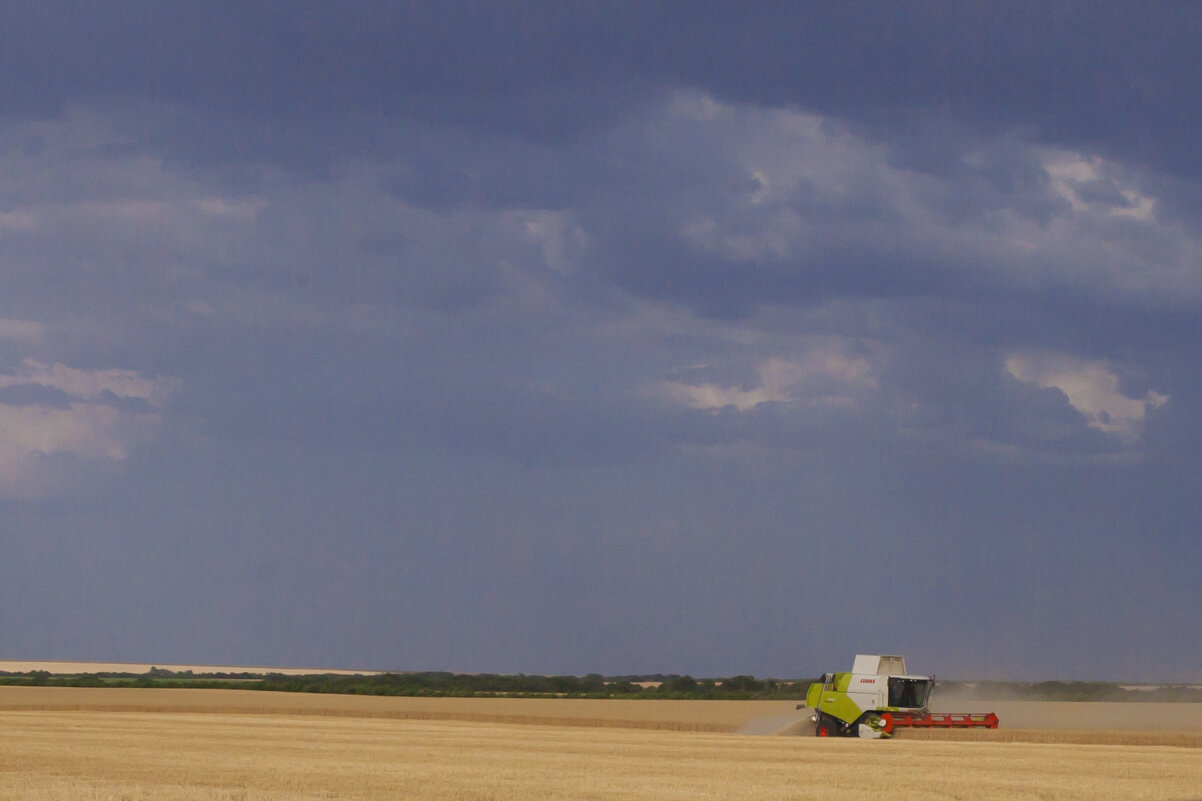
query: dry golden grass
5 688 1201 743
899 727 1202 748
0 688 792 731
932 699 1202 732
3 708 1202 801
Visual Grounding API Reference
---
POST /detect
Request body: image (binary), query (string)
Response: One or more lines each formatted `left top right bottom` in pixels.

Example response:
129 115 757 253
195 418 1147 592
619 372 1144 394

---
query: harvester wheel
815 714 836 737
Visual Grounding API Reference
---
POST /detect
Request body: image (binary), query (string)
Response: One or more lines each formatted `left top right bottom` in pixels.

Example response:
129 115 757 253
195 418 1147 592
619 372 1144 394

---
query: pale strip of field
890 699 1202 747
4 687 1201 746
0 659 377 676
899 727 1202 748
933 699 1202 731
2 710 1201 801
0 687 794 731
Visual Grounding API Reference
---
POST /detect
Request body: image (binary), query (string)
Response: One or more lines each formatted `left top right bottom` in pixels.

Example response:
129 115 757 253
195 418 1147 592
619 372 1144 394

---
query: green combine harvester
799 654 999 738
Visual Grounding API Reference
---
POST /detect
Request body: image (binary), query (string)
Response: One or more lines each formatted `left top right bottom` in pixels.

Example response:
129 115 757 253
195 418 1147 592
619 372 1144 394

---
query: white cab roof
852 654 907 675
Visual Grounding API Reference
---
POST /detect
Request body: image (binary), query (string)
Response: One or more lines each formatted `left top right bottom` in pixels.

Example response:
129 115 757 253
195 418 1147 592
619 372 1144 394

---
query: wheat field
2 689 1201 800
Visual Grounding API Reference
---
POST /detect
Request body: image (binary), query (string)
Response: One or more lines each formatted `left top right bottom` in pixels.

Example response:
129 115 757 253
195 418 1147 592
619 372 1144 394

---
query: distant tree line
2 670 1199 702
0 669 807 698
246 672 813 699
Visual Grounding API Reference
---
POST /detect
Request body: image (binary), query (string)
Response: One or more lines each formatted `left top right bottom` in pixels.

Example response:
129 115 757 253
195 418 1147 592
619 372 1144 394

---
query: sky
1 1 1200 682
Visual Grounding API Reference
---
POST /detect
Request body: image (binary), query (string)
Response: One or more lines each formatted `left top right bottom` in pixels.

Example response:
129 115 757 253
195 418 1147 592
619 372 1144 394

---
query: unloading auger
797 654 999 738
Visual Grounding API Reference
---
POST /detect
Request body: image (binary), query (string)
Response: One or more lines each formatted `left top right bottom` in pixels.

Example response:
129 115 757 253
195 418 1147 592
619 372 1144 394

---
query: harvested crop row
3 710 1201 801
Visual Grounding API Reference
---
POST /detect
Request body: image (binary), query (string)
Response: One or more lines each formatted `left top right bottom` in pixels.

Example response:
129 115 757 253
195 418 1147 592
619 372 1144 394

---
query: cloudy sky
1 1 1199 681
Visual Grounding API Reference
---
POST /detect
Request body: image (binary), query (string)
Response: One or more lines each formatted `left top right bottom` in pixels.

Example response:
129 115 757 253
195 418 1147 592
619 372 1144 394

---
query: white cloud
0 359 179 496
668 92 734 122
0 359 177 407
521 210 584 275
1043 152 1157 221
0 318 45 343
659 365 791 412
1005 352 1167 438
646 92 1199 309
194 196 268 221
748 170 771 205
0 210 39 231
656 347 876 412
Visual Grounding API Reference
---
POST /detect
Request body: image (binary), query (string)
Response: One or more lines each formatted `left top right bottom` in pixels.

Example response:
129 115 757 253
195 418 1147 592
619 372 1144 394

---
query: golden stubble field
2 688 1201 800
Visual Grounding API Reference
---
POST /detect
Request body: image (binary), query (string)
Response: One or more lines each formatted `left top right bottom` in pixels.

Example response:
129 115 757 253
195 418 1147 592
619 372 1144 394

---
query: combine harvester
799 654 999 738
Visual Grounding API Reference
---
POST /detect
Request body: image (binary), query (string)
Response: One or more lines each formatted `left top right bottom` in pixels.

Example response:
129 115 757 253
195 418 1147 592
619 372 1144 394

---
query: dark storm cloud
5 90 1187 470
8 1 1201 173
7 3 1194 323
1 1 1200 682
386 127 587 212
0 382 73 409
2 1 647 144
569 97 1197 323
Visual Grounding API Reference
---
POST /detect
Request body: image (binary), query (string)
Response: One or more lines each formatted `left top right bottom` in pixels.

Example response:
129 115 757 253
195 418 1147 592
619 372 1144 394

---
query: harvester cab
800 654 998 738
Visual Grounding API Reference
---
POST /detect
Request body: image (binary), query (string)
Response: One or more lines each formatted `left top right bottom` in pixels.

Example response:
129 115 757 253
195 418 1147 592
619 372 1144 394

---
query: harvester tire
815 715 836 737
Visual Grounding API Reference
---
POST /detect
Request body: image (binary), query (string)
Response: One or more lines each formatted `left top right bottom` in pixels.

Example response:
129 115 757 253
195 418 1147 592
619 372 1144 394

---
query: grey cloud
881 340 1119 458
0 382 149 414
9 59 1194 345
8 2 1202 176
2 3 1200 680
0 383 73 409
3 97 1188 474
196 371 660 467
386 131 586 212
569 100 1202 323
